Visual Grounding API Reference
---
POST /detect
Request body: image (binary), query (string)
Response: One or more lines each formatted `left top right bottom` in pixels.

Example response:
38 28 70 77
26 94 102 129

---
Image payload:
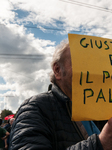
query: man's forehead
64 47 71 59
62 47 71 65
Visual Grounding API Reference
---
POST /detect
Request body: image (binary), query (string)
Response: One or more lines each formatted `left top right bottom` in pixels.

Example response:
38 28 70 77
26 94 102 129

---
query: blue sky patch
14 9 30 19
0 76 6 84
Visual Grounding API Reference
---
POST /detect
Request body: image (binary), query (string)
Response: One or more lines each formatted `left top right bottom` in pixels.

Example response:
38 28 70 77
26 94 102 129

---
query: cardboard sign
68 33 112 121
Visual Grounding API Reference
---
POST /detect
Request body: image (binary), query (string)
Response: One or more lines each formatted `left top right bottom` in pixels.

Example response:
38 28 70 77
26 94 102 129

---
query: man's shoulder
4 123 10 129
15 91 56 122
18 91 54 112
0 127 6 133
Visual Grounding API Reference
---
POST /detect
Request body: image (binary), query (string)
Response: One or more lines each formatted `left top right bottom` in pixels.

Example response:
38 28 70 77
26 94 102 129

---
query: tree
1 109 14 120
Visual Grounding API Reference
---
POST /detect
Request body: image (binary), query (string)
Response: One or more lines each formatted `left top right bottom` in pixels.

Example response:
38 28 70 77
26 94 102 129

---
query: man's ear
53 62 61 80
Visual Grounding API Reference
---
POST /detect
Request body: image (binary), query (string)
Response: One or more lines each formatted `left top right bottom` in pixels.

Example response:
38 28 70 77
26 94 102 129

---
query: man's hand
99 117 112 150
1 136 5 140
5 144 8 150
1 131 9 140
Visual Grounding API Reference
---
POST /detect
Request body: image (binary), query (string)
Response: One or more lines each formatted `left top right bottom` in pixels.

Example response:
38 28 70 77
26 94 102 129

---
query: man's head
50 40 72 100
10 118 15 126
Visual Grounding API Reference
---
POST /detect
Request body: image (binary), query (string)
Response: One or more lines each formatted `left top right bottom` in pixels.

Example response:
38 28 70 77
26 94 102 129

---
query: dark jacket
9 84 103 150
3 123 11 146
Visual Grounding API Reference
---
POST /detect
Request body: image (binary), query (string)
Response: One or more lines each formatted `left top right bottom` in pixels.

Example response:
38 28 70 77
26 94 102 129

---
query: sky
0 0 112 114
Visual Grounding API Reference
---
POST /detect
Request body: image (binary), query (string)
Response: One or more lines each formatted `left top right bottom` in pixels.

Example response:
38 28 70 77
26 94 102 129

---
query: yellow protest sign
68 33 112 121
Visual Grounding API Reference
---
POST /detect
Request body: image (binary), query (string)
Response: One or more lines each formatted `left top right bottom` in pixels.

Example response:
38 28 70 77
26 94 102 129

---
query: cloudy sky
0 0 112 113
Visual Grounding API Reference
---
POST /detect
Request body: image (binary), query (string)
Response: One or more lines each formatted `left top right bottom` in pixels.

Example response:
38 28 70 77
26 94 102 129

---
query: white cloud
0 21 54 113
7 0 112 38
0 0 15 24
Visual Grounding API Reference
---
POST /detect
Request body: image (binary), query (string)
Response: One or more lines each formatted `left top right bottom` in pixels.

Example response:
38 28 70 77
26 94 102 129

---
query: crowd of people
0 118 15 150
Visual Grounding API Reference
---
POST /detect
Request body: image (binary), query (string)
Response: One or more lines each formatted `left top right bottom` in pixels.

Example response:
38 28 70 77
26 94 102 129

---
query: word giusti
80 37 112 50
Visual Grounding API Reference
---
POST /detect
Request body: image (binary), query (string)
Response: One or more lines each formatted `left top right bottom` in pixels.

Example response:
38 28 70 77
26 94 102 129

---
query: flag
4 114 14 120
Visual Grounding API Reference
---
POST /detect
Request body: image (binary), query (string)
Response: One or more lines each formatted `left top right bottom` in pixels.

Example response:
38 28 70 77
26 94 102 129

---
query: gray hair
10 118 15 125
50 40 69 83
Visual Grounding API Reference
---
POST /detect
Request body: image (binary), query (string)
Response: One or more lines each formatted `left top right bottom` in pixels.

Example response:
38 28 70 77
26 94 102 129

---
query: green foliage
1 109 13 120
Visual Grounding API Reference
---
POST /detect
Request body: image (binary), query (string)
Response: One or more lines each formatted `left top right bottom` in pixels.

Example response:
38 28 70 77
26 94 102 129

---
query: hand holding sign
99 117 112 150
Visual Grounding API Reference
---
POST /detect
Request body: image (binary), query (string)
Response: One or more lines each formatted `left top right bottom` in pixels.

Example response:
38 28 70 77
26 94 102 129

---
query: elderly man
9 41 112 150
9 118 15 127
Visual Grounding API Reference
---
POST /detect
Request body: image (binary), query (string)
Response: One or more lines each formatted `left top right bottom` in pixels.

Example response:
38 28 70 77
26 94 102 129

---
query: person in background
3 120 11 133
4 118 15 150
9 40 112 150
3 119 11 150
9 119 15 128
0 118 9 150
